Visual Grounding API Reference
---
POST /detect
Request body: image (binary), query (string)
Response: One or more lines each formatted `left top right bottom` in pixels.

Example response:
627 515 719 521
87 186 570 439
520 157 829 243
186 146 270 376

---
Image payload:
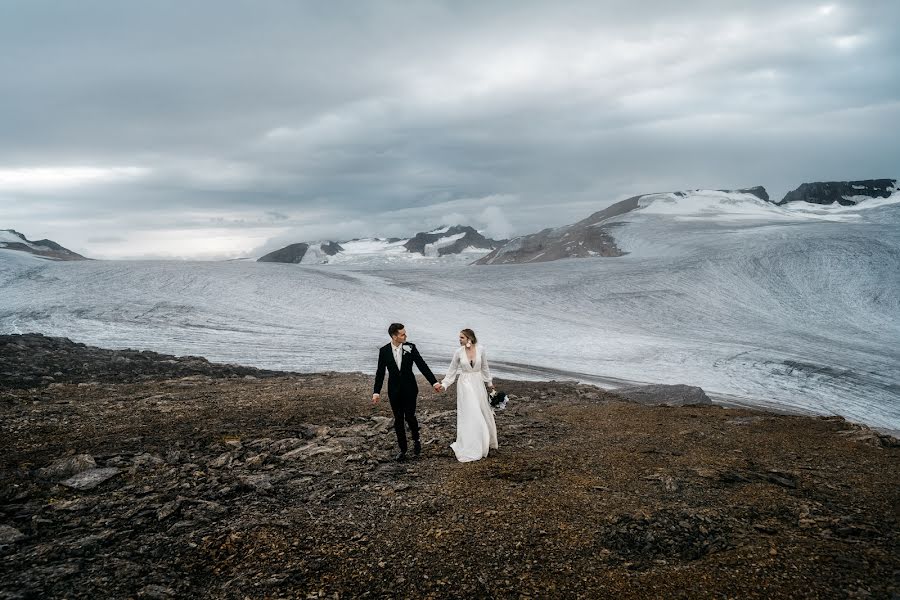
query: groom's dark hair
388 323 405 337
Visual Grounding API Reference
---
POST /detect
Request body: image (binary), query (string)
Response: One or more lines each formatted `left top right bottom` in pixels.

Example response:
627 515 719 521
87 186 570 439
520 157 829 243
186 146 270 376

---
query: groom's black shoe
395 451 407 462
413 440 422 457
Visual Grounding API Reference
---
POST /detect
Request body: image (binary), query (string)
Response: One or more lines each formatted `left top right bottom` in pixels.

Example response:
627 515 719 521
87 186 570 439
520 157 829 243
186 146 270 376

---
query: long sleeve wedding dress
441 345 498 462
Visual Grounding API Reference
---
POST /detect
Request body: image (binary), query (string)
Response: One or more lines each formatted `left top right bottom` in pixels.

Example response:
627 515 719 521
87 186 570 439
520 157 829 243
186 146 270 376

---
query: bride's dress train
441 346 498 462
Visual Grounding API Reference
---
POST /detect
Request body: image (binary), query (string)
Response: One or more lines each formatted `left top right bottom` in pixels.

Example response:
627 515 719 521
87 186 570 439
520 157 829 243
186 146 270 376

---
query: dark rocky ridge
0 229 88 261
778 179 897 206
320 241 343 256
0 334 285 389
403 225 503 255
256 242 309 263
256 241 344 264
0 335 897 598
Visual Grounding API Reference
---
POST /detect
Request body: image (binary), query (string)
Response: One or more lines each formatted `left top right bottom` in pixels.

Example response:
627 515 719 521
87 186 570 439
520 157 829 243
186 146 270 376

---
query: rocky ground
1 334 898 599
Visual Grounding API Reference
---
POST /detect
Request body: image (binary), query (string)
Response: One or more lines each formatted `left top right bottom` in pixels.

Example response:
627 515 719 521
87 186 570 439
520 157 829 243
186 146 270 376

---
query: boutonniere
402 344 412 354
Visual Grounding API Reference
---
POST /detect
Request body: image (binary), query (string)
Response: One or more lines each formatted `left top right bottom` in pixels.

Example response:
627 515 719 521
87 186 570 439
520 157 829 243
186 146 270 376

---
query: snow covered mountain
477 181 898 265
777 179 897 206
258 225 504 265
0 230 87 261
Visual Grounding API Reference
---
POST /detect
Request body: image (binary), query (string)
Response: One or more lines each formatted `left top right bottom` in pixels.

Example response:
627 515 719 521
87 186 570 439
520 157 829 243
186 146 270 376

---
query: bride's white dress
441 345 498 462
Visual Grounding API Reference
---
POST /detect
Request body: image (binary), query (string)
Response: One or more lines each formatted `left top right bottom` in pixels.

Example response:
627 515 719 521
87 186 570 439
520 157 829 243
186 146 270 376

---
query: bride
439 328 498 462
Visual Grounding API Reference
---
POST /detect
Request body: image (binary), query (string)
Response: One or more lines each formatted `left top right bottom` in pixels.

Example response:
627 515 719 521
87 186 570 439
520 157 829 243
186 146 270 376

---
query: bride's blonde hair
460 328 477 344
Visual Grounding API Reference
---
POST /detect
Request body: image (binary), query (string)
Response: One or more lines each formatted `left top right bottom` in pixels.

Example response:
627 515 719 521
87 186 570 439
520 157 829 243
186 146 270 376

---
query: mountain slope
477 181 898 265
0 230 88 261
474 195 643 265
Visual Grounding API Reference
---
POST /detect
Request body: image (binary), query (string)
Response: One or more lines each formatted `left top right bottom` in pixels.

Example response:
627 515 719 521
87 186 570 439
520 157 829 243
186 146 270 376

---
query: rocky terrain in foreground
1 334 898 599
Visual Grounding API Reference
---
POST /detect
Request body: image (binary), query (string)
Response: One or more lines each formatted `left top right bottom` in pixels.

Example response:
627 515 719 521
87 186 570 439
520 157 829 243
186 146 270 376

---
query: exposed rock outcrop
778 179 896 206
610 383 713 406
404 225 503 256
475 195 640 265
320 241 343 256
0 229 88 260
0 333 285 389
256 242 309 263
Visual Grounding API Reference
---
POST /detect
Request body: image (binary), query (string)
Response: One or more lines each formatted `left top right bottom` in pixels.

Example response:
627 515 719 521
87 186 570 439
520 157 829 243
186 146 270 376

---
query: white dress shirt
392 342 403 369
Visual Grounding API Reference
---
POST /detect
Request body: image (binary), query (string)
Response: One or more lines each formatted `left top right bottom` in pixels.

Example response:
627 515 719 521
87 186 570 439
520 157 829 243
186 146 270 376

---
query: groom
373 323 441 461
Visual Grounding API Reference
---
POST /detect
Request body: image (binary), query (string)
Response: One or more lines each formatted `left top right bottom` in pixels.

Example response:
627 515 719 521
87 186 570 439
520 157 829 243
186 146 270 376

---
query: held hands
433 382 444 393
372 393 380 404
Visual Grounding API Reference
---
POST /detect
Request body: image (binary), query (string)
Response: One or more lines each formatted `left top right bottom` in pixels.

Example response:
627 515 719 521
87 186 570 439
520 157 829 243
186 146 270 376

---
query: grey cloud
1 1 898 258
87 236 125 244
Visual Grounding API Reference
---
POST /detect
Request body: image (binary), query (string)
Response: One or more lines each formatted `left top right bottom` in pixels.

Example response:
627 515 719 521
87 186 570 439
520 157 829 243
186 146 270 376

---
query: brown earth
1 336 898 599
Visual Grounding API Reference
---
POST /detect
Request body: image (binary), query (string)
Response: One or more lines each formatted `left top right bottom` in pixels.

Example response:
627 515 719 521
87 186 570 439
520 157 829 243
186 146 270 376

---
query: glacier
1 192 898 431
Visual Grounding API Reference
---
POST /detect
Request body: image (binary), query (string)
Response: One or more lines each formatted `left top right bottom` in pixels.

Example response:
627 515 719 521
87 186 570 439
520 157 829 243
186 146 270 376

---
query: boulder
0 525 25 544
611 384 712 406
60 467 121 490
39 454 97 479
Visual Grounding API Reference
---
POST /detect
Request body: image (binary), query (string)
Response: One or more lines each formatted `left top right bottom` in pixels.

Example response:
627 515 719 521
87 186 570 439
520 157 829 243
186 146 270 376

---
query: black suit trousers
388 391 419 453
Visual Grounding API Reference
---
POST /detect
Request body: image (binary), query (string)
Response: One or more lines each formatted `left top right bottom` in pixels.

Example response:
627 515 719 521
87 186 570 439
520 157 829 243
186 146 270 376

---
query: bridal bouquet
488 389 508 410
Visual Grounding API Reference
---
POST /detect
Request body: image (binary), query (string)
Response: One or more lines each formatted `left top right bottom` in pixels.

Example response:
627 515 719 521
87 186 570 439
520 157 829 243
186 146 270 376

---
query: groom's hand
372 393 380 404
433 383 442 392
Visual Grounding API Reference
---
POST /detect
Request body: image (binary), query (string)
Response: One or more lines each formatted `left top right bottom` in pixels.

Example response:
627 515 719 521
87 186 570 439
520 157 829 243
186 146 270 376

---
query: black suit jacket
373 342 437 400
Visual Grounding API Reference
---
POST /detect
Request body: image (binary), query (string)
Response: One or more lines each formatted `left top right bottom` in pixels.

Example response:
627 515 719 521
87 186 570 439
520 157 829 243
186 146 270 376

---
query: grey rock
244 452 269 469
38 454 96 479
370 416 394 433
157 500 182 521
280 443 341 460
238 474 273 492
330 436 366 448
60 467 121 490
612 384 712 406
138 584 178 598
132 453 165 468
267 437 305 453
208 452 234 469
0 525 25 544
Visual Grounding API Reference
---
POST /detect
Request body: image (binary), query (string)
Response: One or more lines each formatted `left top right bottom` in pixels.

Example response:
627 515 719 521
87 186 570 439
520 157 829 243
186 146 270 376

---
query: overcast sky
1 1 898 259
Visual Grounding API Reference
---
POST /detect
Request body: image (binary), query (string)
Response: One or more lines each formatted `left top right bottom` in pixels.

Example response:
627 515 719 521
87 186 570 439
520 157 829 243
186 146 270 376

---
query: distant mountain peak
404 224 503 256
778 179 897 206
257 224 505 265
0 229 88 261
